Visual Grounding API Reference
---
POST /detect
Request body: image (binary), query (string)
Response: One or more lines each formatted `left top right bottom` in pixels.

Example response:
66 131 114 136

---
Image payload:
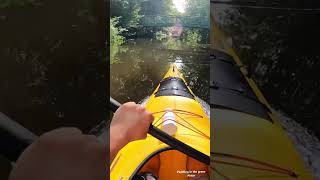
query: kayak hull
211 7 313 179
111 64 210 179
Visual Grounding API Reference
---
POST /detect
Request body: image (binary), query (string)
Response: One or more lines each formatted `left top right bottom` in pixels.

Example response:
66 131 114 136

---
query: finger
122 102 136 108
117 102 136 113
136 105 145 112
144 112 154 123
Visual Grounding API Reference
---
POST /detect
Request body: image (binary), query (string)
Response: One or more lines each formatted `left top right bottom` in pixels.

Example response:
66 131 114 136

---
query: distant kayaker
9 102 154 180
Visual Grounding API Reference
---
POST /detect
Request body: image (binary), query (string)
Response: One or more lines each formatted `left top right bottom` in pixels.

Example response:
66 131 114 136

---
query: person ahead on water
9 102 154 180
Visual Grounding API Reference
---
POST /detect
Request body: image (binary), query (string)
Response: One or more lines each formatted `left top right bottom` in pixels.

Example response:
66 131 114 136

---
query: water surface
110 39 210 104
110 0 210 105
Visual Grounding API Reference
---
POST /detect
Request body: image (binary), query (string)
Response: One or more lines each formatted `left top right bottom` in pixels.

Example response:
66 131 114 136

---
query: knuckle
120 103 129 110
122 102 136 109
126 101 136 106
136 105 145 112
144 112 154 121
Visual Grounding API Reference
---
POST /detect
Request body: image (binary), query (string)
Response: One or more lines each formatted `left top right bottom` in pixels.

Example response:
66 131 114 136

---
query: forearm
109 102 154 162
110 125 128 162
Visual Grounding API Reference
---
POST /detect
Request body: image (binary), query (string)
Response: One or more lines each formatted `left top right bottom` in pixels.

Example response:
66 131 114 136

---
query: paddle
0 112 38 162
110 97 210 165
0 97 210 166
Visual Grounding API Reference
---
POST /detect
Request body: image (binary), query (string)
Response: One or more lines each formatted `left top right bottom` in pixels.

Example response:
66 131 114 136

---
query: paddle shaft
0 97 120 162
0 97 210 165
0 112 38 162
110 97 210 165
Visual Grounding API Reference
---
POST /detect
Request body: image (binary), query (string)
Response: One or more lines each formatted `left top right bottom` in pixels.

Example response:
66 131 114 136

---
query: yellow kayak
110 64 210 180
211 12 313 179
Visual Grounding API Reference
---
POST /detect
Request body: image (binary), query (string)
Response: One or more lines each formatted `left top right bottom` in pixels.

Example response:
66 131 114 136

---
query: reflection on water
110 0 210 105
110 39 210 104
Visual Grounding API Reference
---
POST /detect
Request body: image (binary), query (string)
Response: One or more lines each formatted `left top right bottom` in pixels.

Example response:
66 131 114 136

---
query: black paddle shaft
109 97 210 165
0 112 38 161
0 97 210 165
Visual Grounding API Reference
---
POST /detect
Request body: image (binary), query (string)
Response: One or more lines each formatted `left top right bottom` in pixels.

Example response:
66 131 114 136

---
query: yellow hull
211 5 313 179
111 64 210 179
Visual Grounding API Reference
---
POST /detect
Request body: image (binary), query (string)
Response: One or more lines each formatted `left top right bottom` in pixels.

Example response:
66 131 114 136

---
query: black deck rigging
211 49 272 121
155 77 194 99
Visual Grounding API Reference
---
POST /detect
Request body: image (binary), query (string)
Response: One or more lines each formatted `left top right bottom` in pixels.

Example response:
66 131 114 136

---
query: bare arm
110 102 154 161
9 102 153 180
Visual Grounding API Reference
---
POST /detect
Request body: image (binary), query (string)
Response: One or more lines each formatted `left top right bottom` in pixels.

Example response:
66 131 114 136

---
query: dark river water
110 39 210 104
0 1 107 136
0 1 107 178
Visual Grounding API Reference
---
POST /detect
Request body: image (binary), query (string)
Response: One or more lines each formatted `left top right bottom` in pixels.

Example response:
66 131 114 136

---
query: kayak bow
110 64 210 180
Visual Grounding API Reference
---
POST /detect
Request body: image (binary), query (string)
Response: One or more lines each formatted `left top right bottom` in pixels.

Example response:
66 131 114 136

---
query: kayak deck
111 64 210 179
210 8 313 179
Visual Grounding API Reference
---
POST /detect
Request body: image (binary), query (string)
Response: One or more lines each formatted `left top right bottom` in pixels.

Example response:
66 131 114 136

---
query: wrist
110 124 128 155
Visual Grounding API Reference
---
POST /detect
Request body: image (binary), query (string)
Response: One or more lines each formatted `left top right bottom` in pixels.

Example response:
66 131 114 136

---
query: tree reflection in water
110 39 210 104
110 0 210 106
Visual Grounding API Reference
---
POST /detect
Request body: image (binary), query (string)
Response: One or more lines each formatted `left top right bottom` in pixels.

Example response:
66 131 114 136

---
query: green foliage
110 17 126 46
155 30 168 41
185 0 209 17
165 36 182 50
183 29 202 49
127 3 144 28
110 17 127 64
163 0 179 16
185 0 209 28
155 28 202 50
110 0 209 37
110 0 144 29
